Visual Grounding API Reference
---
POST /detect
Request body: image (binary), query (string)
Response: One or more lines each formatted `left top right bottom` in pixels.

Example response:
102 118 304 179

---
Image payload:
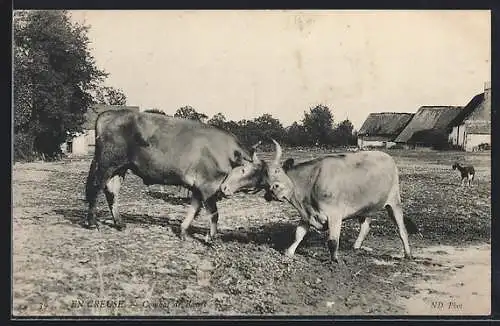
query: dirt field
12 149 491 316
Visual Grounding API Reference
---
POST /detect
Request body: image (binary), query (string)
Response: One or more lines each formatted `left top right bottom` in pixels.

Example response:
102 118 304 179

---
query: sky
68 10 491 129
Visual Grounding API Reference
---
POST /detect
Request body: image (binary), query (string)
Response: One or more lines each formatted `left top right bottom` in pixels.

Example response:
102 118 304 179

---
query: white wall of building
465 134 490 152
71 134 88 155
358 138 395 148
449 125 467 147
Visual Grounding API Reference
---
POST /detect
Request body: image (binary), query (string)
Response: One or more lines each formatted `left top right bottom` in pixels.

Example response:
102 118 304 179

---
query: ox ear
233 150 244 165
251 140 262 151
283 158 294 171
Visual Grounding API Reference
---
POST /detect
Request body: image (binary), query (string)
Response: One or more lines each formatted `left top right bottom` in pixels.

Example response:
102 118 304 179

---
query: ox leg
204 197 219 244
85 164 115 230
285 222 309 257
104 174 126 231
86 192 99 230
386 204 412 259
327 216 343 263
353 217 371 250
179 191 203 240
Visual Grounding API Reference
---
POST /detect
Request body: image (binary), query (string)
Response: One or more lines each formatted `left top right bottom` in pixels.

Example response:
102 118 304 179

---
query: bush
14 132 37 162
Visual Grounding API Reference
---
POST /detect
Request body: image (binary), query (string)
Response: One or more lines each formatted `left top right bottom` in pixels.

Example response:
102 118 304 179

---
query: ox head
264 139 295 202
220 139 295 202
221 145 268 197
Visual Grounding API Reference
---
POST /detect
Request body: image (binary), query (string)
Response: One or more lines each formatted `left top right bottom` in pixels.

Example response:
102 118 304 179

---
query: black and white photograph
12 9 491 316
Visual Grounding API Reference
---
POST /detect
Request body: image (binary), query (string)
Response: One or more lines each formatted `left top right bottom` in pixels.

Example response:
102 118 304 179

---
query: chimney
484 81 491 103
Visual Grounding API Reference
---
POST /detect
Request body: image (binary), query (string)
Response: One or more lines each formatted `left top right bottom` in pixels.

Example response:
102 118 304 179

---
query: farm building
61 104 140 156
357 112 414 149
394 106 463 149
448 82 491 151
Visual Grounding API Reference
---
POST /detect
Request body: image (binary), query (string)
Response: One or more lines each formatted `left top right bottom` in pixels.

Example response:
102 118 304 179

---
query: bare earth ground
12 149 491 316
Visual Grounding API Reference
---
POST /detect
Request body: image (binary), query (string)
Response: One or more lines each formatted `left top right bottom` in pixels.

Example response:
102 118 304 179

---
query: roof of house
82 104 140 130
358 112 414 138
449 93 486 127
465 120 491 134
394 106 463 143
466 95 490 122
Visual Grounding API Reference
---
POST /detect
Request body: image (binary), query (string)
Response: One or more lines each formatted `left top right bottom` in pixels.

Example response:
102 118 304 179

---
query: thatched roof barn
448 82 491 151
357 112 414 149
358 112 414 140
394 106 463 145
449 84 490 131
448 93 485 127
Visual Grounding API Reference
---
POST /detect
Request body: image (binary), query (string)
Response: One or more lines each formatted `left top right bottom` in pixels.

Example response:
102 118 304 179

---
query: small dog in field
452 162 475 187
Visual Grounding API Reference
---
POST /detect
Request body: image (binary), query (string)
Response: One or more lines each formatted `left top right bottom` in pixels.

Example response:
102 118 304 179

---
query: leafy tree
253 113 285 143
144 108 166 115
223 114 285 149
207 112 227 129
174 106 208 122
94 86 127 105
333 119 355 146
285 122 307 147
350 130 359 146
13 10 108 160
302 105 335 146
234 119 259 146
222 120 240 135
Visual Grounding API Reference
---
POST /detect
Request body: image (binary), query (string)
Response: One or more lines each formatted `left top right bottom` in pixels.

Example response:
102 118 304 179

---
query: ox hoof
329 258 345 270
403 254 413 261
85 222 99 230
204 233 220 245
281 255 294 265
354 246 373 254
179 230 189 241
115 223 126 231
330 255 343 264
282 251 295 264
284 247 296 257
284 253 294 260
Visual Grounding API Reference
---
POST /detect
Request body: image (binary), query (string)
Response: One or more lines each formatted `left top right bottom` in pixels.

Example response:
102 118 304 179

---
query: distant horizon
66 10 490 130
105 91 489 130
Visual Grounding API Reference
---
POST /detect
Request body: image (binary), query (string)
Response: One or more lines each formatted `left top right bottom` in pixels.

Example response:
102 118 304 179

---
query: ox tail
403 216 423 238
85 110 113 204
85 156 100 204
85 128 103 204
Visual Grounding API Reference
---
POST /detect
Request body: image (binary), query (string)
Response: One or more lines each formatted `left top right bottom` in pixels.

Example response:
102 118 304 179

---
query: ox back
84 109 252 239
287 152 398 217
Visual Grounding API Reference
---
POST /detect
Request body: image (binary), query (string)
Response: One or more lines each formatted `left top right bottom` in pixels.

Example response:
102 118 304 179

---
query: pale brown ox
221 140 421 262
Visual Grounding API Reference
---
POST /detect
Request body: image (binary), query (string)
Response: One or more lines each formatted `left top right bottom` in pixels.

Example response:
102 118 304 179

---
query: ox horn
271 138 282 165
251 140 262 162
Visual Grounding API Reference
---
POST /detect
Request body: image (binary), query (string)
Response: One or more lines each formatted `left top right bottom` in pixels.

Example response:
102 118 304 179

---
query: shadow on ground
52 207 349 253
145 190 191 205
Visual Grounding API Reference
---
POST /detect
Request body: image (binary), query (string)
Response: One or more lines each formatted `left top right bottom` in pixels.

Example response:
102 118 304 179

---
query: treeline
144 104 358 149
